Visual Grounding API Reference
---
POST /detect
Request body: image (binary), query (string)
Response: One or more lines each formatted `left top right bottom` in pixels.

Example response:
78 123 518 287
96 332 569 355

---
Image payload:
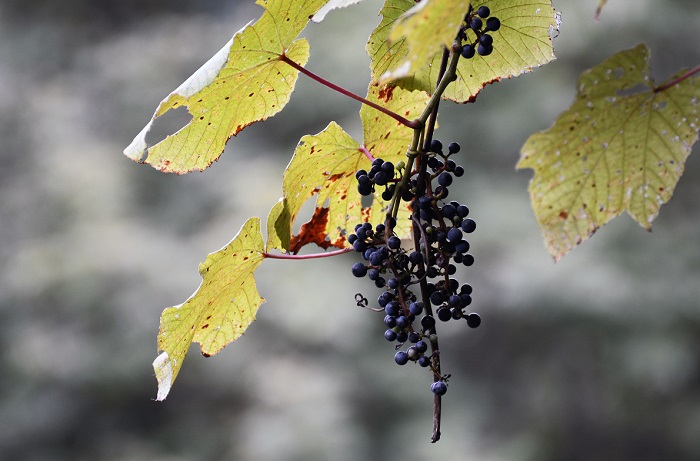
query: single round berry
437 307 452 322
385 302 399 317
351 262 367 277
408 331 421 343
477 43 493 56
396 330 408 343
477 6 490 18
461 44 475 59
385 329 397 341
387 236 401 250
479 33 493 47
486 16 501 31
462 218 476 233
418 355 431 367
438 172 453 187
448 142 461 154
374 170 389 186
409 301 424 316
384 315 397 328
470 17 483 31
431 381 448 396
358 182 373 196
396 315 409 329
454 165 465 177
430 290 445 306
466 313 482 328
352 238 367 253
462 254 475 266
355 169 367 180
457 205 470 218
430 139 443 153
395 351 409 365
387 277 400 289
347 234 358 245
447 227 463 243
415 340 428 353
421 315 436 330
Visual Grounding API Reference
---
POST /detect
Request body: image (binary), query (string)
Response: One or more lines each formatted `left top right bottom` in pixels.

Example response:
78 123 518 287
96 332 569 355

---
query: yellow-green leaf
381 0 471 84
125 0 327 173
369 0 558 102
266 198 292 252
281 122 368 252
517 45 700 260
153 217 265 400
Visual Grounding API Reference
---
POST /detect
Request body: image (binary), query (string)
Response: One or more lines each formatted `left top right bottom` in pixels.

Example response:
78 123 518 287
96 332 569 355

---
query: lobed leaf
517 45 700 260
381 0 472 84
125 0 327 173
369 0 558 102
153 217 266 400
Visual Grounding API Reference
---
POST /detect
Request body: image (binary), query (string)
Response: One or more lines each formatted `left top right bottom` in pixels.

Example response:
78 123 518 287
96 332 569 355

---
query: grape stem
263 248 353 260
280 54 421 129
654 64 700 93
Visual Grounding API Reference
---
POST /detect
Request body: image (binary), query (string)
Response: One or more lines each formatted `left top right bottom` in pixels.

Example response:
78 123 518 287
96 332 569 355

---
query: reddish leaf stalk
280 54 421 129
263 248 353 260
654 64 700 93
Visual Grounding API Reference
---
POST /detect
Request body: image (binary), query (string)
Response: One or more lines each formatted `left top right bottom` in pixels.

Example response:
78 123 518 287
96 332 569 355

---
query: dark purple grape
437 307 452 322
466 313 481 328
385 329 397 341
438 172 453 187
395 351 409 365
418 356 431 367
470 17 482 31
409 301 424 316
486 17 500 31
479 33 493 46
384 315 397 328
462 218 476 233
477 43 493 56
448 142 461 154
461 44 475 59
415 340 428 353
431 381 447 395
387 236 401 249
476 6 490 18
351 263 367 277
421 315 436 329
447 227 463 243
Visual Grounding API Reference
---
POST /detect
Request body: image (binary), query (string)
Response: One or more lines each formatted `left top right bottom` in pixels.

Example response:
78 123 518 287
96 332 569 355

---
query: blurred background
1 0 700 460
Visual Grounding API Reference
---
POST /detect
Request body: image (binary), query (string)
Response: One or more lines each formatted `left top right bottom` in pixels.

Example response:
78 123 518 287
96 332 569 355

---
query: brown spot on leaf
290 207 336 253
201 324 209 329
377 85 395 102
559 210 569 219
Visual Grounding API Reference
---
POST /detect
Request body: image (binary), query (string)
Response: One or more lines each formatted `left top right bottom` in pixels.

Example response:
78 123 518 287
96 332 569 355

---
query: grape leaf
311 0 366 22
153 217 265 400
517 45 700 260
369 0 558 102
382 0 472 84
267 82 427 252
278 122 372 252
125 0 327 173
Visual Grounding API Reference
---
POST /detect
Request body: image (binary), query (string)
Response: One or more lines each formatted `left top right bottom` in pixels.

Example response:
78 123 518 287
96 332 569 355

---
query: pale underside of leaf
311 0 367 22
125 0 327 174
517 44 700 260
369 0 558 103
153 217 265 400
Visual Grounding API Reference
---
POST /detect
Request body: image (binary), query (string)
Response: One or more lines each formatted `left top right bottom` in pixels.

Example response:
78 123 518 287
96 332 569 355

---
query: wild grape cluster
458 5 501 58
350 139 480 397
